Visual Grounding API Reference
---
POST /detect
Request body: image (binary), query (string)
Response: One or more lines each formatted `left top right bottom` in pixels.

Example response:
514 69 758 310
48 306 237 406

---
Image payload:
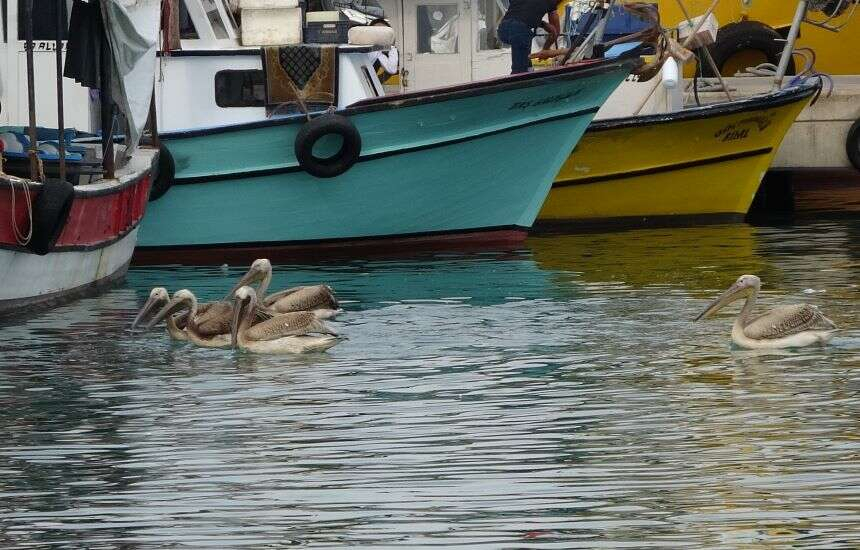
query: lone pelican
230 258 340 318
231 286 341 354
695 275 837 349
147 289 270 348
131 287 189 341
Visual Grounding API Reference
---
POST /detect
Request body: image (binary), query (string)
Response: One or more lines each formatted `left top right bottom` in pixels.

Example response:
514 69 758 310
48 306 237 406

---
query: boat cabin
0 0 628 134
149 0 523 130
0 0 521 132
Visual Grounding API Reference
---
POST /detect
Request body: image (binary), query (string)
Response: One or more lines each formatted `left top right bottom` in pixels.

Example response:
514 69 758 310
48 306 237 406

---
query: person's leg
499 19 533 74
510 30 531 74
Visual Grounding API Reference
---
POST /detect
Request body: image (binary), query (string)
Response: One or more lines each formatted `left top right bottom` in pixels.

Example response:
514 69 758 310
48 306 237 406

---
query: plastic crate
305 19 352 43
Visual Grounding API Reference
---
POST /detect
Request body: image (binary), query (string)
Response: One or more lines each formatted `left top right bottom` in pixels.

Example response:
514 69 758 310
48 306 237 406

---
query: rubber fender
27 179 75 255
847 119 860 172
700 21 796 78
149 144 175 201
294 114 362 179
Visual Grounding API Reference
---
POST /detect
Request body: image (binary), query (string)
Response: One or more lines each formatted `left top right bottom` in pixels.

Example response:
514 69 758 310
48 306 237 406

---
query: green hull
137 60 638 262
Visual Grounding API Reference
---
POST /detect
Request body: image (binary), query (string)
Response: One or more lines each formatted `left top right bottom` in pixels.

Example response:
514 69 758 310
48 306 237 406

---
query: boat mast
774 1 808 89
100 0 115 180
23 0 40 181
56 0 66 183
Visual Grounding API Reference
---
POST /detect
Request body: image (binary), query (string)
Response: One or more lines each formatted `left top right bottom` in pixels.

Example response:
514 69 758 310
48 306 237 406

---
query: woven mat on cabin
262 45 339 109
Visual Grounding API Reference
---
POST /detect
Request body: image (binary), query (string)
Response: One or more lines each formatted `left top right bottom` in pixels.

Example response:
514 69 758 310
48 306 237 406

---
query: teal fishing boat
129 2 638 263
135 60 634 263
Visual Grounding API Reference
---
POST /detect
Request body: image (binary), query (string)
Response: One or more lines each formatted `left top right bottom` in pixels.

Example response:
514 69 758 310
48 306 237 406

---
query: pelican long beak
230 295 247 348
695 281 749 321
226 267 263 300
131 295 166 331
145 296 188 330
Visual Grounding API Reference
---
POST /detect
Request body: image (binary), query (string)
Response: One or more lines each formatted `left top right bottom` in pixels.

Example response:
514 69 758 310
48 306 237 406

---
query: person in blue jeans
497 0 560 74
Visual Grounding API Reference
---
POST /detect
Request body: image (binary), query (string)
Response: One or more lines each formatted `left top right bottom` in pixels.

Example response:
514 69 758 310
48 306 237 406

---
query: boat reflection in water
525 224 775 295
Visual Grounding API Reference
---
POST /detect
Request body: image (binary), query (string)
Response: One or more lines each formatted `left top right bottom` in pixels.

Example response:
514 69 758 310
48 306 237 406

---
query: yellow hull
539 86 816 225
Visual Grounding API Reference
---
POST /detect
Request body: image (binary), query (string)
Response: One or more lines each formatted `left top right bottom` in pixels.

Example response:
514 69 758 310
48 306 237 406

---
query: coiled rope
8 177 34 246
693 46 834 108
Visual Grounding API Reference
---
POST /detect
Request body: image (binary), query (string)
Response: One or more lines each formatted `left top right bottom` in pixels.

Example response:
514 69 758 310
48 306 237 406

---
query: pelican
231 286 341 354
695 275 837 349
229 258 340 318
146 289 271 348
131 287 189 341
132 287 233 340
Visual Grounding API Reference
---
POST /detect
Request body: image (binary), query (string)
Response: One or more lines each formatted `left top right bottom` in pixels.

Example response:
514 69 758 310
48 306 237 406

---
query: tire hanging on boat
148 144 175 201
27 179 75 256
700 21 796 77
294 114 362 179
847 119 860 172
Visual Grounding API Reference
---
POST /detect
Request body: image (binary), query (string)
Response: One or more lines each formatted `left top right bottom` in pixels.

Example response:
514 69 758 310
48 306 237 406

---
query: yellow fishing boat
538 83 818 227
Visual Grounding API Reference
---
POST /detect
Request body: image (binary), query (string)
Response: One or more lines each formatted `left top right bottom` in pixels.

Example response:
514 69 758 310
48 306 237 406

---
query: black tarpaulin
63 0 104 89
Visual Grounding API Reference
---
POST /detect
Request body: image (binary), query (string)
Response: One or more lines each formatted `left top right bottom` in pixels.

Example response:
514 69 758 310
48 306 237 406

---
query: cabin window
214 70 265 108
417 5 459 54
478 0 508 51
201 0 229 39
17 0 69 40
361 65 380 97
179 0 199 39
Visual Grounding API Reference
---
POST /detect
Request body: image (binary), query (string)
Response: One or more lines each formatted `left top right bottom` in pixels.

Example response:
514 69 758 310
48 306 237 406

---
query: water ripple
0 221 859 548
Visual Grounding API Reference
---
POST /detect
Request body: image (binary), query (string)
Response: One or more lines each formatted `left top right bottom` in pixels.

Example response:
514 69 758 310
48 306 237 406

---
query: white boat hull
0 229 139 315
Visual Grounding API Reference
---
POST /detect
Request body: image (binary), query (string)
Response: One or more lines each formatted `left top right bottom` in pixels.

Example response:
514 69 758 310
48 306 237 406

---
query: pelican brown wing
264 285 338 313
196 301 273 336
244 311 337 342
195 301 234 335
743 304 836 340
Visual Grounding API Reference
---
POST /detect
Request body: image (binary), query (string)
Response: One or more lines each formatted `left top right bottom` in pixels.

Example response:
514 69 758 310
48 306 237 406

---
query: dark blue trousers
497 18 533 74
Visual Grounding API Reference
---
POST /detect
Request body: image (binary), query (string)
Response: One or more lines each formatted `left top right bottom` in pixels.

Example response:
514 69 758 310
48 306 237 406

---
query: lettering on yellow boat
714 114 775 142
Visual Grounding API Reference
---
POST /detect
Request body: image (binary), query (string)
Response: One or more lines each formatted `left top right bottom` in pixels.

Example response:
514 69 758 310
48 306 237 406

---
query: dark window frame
214 69 266 108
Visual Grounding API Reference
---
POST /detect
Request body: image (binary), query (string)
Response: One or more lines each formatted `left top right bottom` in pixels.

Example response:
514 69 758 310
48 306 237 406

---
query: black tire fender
847 119 860 172
27 179 75 256
701 21 796 78
294 114 362 179
149 144 175 201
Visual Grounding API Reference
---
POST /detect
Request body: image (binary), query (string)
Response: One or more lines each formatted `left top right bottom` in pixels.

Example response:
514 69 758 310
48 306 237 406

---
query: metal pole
55 0 66 183
100 18 115 179
23 0 41 181
674 0 733 101
679 0 721 50
774 1 808 89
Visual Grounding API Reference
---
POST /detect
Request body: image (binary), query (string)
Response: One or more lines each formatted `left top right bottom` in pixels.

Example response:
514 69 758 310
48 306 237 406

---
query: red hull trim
0 175 151 251
132 228 528 265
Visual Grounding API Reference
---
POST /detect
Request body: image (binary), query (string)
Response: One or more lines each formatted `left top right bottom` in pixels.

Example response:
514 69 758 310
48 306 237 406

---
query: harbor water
1 220 859 548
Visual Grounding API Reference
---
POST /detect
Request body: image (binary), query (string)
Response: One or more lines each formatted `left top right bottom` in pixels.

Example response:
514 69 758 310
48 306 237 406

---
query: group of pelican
131 259 343 354
133 264 839 352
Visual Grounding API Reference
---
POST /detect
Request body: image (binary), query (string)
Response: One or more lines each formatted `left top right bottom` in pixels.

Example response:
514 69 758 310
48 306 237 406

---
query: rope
692 42 833 101
8 177 34 246
728 46 834 103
